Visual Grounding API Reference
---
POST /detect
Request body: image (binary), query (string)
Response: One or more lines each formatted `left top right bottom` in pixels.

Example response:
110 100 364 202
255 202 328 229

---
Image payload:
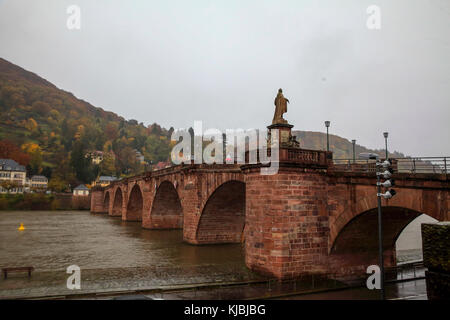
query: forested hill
0 57 173 190
294 130 405 160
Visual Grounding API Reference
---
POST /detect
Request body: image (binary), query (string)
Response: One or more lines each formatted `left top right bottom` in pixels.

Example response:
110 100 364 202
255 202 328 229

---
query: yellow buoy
18 223 25 231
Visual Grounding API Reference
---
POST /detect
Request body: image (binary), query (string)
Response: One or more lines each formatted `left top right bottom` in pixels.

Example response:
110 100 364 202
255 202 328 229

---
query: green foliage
48 177 68 193
70 140 95 183
99 152 116 176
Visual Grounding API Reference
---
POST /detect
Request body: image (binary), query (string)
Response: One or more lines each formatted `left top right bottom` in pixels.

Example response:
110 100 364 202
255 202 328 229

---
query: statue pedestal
267 123 298 148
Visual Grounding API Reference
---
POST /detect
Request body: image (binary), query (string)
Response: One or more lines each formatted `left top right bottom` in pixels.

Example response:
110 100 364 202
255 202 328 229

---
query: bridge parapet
244 147 332 169
332 157 449 178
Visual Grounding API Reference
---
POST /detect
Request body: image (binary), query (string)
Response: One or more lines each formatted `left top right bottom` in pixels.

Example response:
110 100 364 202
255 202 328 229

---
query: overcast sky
0 0 449 156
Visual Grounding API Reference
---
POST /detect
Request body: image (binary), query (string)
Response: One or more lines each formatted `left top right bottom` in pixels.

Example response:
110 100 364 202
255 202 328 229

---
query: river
0 210 426 299
0 210 262 298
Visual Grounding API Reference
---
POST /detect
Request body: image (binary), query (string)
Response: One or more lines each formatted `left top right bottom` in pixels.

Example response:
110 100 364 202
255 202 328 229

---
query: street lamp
383 132 389 160
352 139 356 163
325 121 330 152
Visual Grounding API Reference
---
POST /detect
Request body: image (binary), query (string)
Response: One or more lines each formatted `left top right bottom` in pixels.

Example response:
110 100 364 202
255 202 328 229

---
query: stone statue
272 88 289 124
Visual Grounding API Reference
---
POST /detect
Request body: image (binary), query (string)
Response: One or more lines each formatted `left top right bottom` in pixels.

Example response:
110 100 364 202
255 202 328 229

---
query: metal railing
333 157 449 176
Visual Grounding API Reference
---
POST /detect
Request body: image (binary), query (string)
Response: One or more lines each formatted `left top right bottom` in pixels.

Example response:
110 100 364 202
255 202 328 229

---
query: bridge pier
90 188 106 213
243 164 330 279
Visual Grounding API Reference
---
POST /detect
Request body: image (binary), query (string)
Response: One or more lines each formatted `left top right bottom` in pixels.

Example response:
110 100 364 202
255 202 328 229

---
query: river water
0 210 262 298
0 210 425 299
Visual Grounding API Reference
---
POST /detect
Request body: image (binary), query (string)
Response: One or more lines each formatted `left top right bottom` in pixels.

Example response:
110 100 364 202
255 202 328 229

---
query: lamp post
352 139 356 163
379 132 390 298
325 121 330 152
376 163 385 300
383 132 389 160
375 154 397 301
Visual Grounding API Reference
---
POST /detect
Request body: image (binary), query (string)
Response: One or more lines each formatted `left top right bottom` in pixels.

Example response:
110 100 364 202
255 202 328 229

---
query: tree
42 166 52 179
105 123 118 140
25 118 38 131
0 180 19 193
0 86 25 109
0 139 30 166
99 152 116 176
115 146 139 175
32 101 51 116
51 150 77 188
70 140 95 183
21 142 43 175
48 177 68 192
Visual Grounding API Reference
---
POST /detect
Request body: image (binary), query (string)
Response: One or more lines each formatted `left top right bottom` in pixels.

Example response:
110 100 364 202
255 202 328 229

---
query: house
92 175 118 187
0 159 27 193
85 151 104 165
134 149 145 164
29 175 48 191
73 184 89 196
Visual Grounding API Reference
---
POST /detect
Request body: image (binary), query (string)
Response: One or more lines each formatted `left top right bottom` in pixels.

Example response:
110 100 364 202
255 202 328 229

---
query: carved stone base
267 123 300 148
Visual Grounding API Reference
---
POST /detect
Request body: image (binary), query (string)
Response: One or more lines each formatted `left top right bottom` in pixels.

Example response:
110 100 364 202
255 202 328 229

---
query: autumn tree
32 101 51 116
105 123 118 141
0 180 19 192
21 142 43 175
48 177 68 193
0 139 30 166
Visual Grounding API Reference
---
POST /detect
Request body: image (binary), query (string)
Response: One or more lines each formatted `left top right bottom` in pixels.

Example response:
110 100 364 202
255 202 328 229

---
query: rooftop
74 184 89 190
31 175 48 180
98 176 118 182
0 159 26 172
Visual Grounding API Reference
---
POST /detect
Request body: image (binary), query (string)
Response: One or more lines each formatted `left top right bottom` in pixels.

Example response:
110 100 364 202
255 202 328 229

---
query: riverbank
0 264 264 299
0 194 90 210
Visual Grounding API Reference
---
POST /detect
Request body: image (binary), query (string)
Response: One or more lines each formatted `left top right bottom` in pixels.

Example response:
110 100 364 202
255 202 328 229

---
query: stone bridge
91 141 449 280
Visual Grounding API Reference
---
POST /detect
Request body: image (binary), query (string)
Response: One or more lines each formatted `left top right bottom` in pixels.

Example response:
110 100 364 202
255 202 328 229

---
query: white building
29 175 48 191
0 159 27 193
73 184 89 196
92 176 118 187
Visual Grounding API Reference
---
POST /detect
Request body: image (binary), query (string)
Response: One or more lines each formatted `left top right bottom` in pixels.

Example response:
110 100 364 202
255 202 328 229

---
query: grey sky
0 0 449 156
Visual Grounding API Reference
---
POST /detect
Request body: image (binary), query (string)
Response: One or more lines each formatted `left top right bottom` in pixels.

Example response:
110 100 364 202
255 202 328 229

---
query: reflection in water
0 211 246 271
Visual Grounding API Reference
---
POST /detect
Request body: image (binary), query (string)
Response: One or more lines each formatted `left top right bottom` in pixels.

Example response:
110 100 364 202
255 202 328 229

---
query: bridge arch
329 204 443 276
125 184 143 221
112 187 123 217
103 191 110 213
195 180 245 244
149 180 183 229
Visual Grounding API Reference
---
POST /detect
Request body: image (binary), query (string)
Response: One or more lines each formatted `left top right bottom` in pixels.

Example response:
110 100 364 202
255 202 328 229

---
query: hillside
294 131 405 159
0 58 173 190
